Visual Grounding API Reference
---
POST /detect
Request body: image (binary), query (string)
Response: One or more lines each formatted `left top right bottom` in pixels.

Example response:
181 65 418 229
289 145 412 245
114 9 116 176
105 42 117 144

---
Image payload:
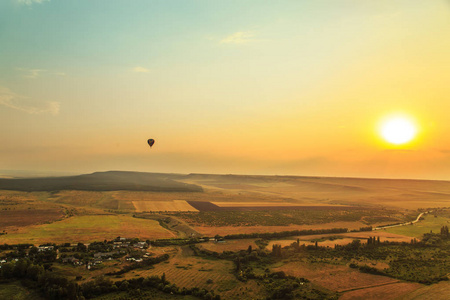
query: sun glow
379 115 417 145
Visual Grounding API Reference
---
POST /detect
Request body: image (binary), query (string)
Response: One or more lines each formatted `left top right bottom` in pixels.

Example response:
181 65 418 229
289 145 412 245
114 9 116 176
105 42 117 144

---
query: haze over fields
1 2 450 299
1 171 450 299
1 0 450 180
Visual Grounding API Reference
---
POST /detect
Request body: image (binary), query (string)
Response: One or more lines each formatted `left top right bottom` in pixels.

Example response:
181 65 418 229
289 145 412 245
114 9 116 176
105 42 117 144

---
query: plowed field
0 208 64 228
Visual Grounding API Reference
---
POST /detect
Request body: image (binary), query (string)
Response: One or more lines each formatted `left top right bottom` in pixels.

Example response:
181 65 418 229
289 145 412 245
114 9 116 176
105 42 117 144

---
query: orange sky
1 1 450 179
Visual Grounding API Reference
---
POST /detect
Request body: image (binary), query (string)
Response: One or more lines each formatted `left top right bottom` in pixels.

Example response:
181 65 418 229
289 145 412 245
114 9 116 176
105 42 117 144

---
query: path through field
374 211 430 230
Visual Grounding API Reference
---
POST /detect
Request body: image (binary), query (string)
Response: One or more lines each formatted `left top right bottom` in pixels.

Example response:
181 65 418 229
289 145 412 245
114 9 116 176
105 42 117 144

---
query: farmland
134 246 240 292
133 200 198 212
0 215 175 244
1 171 450 299
199 239 258 253
271 261 400 292
384 214 450 238
0 208 64 227
173 208 412 228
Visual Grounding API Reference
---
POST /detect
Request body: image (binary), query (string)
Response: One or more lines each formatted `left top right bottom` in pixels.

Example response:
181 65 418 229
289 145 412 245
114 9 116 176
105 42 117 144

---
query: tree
0 262 14 278
440 226 449 237
272 244 282 257
13 258 30 278
235 257 241 271
26 264 44 281
119 281 129 291
76 243 87 252
29 246 39 256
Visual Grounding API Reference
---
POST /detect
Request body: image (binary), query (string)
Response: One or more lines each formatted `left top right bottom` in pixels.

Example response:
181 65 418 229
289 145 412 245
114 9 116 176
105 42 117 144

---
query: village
0 237 161 272
0 235 222 273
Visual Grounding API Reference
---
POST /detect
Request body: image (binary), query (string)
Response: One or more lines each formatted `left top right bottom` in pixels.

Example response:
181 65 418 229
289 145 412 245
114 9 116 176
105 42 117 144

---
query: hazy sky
1 0 450 179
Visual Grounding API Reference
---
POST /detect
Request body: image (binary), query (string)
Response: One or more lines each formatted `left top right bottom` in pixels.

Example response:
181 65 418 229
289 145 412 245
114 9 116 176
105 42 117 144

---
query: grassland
384 214 450 238
199 239 258 253
180 174 450 210
0 215 175 244
0 171 203 192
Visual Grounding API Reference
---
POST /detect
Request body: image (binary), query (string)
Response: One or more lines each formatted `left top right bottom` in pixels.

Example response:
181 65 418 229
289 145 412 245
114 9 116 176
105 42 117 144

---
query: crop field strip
134 246 238 293
0 208 64 227
272 261 399 292
212 201 346 207
339 282 422 299
187 200 360 212
133 200 199 212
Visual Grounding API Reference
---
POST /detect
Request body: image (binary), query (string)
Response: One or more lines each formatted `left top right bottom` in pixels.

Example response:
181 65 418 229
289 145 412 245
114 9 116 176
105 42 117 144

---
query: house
62 257 80 265
133 242 148 249
38 245 54 252
94 251 118 259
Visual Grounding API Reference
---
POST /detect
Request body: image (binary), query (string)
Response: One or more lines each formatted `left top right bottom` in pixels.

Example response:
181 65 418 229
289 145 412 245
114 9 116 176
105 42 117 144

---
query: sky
1 0 450 180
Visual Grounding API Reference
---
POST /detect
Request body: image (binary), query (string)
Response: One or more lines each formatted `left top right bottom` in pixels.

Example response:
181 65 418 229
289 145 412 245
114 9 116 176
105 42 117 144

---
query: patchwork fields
1 171 450 299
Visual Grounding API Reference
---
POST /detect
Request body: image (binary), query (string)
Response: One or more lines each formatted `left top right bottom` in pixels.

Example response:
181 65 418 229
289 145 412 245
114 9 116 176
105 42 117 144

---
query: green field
0 215 175 244
174 208 408 227
384 215 450 238
0 281 43 300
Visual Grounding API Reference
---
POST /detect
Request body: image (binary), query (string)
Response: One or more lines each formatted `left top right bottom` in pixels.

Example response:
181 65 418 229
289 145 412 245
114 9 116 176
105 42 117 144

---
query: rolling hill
0 171 203 192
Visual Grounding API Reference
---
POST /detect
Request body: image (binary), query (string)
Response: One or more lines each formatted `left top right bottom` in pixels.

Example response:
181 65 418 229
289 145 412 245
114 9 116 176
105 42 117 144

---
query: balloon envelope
147 139 155 147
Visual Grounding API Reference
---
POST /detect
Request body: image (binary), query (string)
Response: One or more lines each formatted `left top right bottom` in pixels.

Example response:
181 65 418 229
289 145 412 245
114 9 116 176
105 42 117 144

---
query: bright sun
380 116 417 145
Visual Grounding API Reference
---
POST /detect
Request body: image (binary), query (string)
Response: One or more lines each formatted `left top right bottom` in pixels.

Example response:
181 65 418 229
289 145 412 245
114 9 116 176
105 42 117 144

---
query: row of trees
224 227 348 240
80 274 220 300
105 254 169 276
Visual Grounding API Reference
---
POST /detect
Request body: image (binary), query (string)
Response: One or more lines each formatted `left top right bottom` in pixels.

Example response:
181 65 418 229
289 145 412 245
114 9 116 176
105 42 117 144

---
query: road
374 211 430 230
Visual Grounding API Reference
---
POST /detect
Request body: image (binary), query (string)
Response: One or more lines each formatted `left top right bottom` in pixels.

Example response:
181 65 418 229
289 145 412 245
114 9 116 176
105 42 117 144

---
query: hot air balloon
147 139 155 148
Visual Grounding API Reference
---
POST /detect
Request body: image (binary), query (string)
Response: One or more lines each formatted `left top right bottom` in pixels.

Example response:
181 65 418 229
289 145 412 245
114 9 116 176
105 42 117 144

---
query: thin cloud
17 68 66 78
220 31 255 44
16 0 50 5
132 66 150 73
17 68 46 79
438 149 450 155
0 87 60 115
